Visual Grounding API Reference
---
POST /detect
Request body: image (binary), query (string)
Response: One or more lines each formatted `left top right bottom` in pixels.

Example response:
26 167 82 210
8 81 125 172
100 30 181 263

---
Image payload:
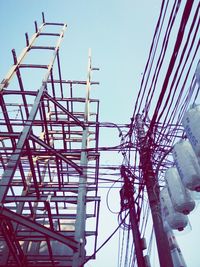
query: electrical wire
82 212 129 266
148 0 195 133
117 1 199 266
132 0 168 118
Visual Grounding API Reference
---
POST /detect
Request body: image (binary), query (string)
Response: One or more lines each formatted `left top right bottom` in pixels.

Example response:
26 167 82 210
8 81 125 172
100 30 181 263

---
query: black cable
156 2 199 126
149 0 195 133
144 0 180 119
132 0 167 118
82 212 129 266
106 177 122 214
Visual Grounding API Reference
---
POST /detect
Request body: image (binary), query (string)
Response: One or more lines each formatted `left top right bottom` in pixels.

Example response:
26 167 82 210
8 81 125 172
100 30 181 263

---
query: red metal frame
0 14 100 266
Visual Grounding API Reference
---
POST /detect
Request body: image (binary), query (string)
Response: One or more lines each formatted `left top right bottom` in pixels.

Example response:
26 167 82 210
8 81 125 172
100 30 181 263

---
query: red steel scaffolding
0 13 100 267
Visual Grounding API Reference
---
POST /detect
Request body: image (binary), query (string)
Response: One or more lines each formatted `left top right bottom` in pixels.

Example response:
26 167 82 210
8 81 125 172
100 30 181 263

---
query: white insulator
173 140 200 191
165 167 195 214
182 104 200 157
160 187 188 231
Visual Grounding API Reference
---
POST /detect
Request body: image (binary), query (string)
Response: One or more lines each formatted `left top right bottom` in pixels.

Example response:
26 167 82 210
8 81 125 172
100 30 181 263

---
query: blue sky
0 1 199 266
0 0 160 125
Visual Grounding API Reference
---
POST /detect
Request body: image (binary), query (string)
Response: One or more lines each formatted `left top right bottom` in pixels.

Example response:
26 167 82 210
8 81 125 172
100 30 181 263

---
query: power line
82 213 129 266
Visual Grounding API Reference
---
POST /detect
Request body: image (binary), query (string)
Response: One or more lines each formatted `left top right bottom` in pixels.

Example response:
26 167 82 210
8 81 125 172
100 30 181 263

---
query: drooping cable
82 212 129 266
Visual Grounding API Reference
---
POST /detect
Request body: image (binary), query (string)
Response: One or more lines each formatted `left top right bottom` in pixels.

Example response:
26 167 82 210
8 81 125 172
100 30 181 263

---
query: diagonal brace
44 91 85 129
30 133 83 174
0 206 78 251
0 86 46 204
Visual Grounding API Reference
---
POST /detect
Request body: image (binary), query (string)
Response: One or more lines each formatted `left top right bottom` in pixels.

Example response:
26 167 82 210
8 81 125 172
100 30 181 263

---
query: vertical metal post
72 49 92 267
135 114 173 267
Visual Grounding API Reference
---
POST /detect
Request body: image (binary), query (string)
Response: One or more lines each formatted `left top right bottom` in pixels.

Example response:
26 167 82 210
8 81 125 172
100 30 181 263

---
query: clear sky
0 1 199 267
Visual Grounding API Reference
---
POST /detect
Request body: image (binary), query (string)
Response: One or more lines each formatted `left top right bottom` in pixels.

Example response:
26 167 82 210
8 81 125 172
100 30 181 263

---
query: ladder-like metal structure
0 13 100 267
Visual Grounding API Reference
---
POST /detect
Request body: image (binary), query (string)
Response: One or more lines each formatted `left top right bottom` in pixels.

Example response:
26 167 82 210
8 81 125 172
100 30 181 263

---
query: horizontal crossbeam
0 207 78 251
30 134 83 174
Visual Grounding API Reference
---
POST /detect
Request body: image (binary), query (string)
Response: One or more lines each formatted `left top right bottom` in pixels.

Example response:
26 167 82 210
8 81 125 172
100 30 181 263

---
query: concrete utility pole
165 224 187 267
120 166 146 267
135 114 173 267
